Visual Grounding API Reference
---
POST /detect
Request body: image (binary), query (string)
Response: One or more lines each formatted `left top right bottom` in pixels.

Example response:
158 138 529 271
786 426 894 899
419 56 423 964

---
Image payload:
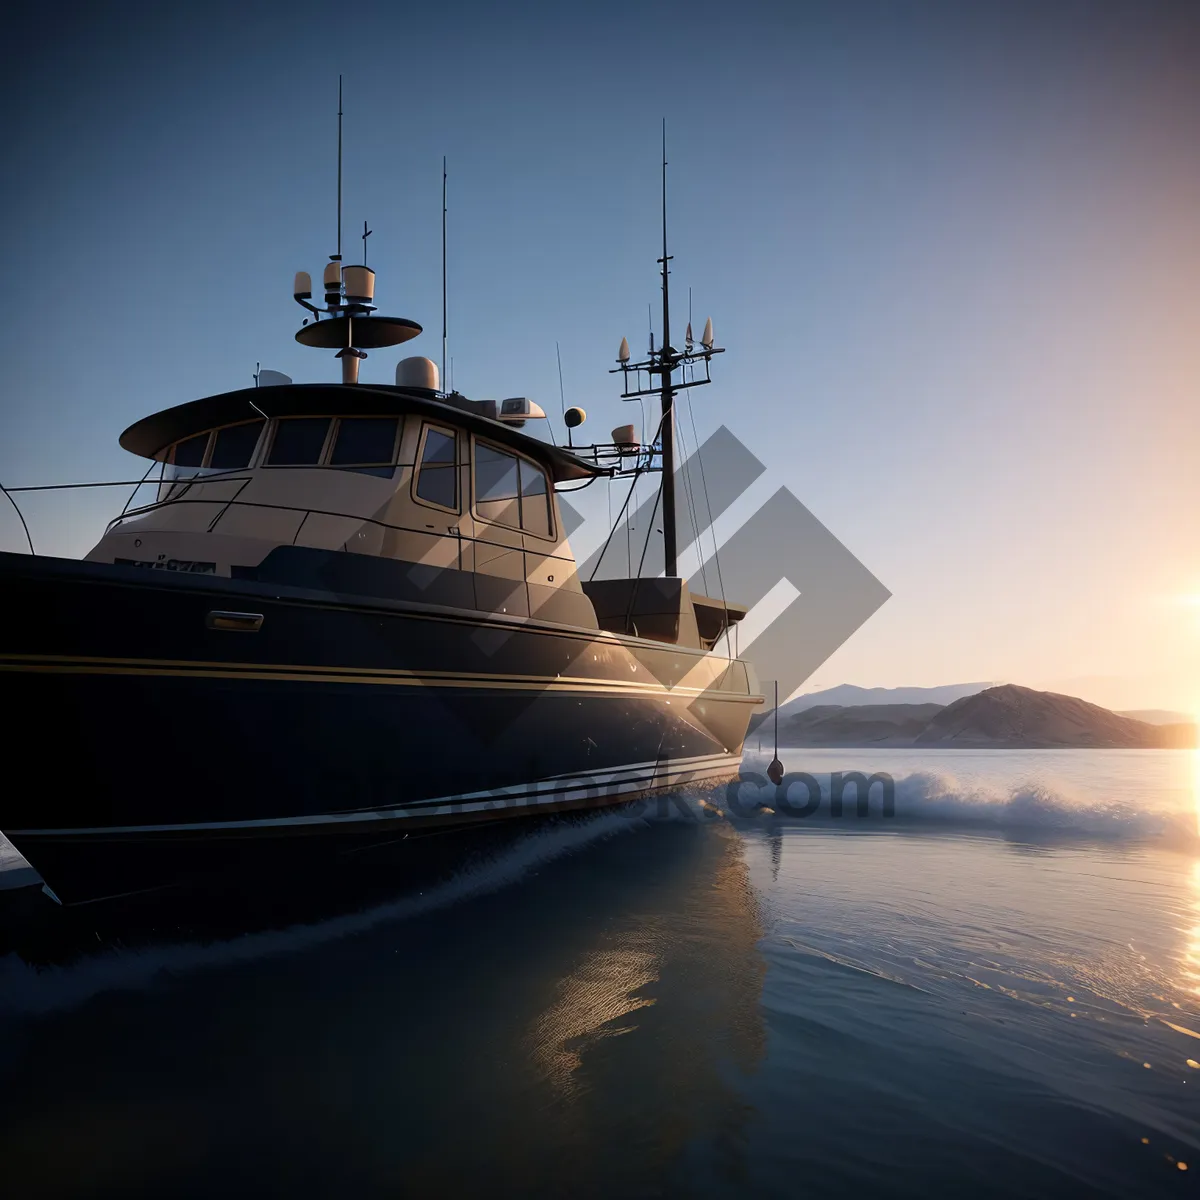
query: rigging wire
589 466 644 583
546 341 564 448
674 412 709 596
606 464 612 539
626 473 633 575
631 396 649 576
118 457 162 520
684 388 732 656
623 471 664 633
0 479 35 555
588 411 666 582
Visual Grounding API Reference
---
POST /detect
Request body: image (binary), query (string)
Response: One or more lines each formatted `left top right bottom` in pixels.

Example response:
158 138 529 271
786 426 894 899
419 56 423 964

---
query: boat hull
0 552 757 903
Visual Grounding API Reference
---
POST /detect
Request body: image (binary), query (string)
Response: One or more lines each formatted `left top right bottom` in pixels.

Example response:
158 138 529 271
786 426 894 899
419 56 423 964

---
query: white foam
736 751 1200 846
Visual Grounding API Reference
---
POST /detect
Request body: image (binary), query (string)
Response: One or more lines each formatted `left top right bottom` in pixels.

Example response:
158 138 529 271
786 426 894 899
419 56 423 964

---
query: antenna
442 156 448 392
293 79 424 385
556 340 566 421
658 117 679 577
335 75 343 262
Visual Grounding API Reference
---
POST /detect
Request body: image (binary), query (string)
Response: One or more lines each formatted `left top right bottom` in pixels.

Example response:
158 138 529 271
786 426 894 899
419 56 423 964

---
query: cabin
92 368 745 652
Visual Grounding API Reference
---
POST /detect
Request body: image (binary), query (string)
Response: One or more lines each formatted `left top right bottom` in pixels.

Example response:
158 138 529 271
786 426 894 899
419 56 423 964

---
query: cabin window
167 432 210 479
267 417 332 466
519 458 552 539
474 442 521 528
414 426 458 510
209 420 265 471
473 439 555 536
330 417 400 477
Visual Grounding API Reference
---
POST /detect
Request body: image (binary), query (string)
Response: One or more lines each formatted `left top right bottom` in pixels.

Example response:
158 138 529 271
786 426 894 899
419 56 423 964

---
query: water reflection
0 819 768 1199
1182 859 1200 1000
1194 744 1200 837
528 939 659 1096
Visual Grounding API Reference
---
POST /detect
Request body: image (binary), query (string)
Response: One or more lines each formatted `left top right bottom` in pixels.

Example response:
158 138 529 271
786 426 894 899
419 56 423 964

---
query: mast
442 156 448 391
336 75 343 263
292 80 424 378
659 120 678 577
608 128 725 581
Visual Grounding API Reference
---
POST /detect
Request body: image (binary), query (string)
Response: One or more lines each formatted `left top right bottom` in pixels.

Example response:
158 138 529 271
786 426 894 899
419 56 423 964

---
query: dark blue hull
0 552 757 903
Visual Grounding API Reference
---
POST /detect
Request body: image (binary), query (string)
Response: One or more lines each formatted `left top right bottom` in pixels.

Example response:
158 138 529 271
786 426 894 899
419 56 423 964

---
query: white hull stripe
10 753 744 837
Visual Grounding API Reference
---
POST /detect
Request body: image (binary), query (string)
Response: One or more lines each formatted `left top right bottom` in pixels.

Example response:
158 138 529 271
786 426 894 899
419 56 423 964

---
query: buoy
766 679 784 785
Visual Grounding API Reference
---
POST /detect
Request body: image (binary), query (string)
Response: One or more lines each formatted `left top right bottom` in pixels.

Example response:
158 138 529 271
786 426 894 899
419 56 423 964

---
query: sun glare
1195 737 1200 839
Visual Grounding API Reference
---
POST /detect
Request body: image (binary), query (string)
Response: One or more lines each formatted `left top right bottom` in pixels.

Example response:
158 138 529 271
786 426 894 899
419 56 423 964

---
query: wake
0 806 649 1018
734 754 1199 847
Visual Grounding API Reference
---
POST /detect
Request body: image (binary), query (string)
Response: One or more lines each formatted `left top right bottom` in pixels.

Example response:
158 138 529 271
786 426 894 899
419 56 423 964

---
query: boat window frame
158 430 213 500
518 455 554 541
261 416 338 469
206 418 268 472
411 422 462 515
257 414 407 473
326 415 404 475
470 435 557 541
167 430 214 471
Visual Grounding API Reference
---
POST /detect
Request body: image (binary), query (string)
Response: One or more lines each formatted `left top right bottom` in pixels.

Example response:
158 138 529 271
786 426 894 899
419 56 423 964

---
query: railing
0 470 573 580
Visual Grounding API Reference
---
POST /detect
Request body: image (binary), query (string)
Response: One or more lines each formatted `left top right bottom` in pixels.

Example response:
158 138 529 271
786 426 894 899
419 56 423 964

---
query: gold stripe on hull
0 653 762 702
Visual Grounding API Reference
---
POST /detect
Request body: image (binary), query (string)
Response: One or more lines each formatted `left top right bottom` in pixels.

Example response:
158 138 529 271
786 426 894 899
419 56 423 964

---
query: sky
1 0 1198 711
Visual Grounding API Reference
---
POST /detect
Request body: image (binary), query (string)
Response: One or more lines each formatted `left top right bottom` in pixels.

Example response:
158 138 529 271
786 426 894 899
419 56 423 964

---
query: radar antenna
290 78 424 383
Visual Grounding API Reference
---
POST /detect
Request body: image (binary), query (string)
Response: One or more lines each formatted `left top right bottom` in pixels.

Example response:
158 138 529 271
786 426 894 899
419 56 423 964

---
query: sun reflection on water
1194 740 1200 838
1185 859 1200 1001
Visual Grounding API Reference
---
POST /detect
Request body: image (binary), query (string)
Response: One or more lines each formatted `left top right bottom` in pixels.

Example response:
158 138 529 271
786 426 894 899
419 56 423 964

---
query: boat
0 119 760 907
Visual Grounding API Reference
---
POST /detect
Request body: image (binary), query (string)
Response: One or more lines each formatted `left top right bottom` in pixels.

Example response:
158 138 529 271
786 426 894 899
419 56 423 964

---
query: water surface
1 750 1197 1197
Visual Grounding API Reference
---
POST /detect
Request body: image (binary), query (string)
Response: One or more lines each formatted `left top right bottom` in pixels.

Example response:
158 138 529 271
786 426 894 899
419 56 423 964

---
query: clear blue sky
3 1 1199 709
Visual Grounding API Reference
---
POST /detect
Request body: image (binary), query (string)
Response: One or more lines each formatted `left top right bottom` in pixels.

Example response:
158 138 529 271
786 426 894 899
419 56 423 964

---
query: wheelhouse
88 382 745 649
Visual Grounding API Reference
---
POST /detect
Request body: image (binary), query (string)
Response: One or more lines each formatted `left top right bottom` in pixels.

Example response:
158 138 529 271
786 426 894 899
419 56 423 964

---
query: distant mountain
747 685 1197 749
777 682 992 718
916 685 1194 749
750 682 992 735
1119 709 1194 727
747 703 946 747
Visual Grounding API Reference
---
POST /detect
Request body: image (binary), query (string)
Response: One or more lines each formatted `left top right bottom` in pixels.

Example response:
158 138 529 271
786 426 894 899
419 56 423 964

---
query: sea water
1 749 1197 1197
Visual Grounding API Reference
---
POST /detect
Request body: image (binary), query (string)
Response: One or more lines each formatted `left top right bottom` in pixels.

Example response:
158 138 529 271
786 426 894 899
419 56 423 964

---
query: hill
749 685 1197 749
915 685 1192 749
1118 709 1194 726
749 703 945 747
750 683 992 733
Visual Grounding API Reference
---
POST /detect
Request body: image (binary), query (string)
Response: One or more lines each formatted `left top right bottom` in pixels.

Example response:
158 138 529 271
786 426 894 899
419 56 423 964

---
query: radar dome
396 357 440 391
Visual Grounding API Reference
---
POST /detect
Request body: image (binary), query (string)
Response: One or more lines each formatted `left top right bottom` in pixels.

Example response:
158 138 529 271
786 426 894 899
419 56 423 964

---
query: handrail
5 468 574 562
104 491 572 564
4 461 424 494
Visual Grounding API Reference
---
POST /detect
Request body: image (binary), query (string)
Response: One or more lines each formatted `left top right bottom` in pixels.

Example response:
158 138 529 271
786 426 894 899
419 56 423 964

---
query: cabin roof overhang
118 383 606 483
